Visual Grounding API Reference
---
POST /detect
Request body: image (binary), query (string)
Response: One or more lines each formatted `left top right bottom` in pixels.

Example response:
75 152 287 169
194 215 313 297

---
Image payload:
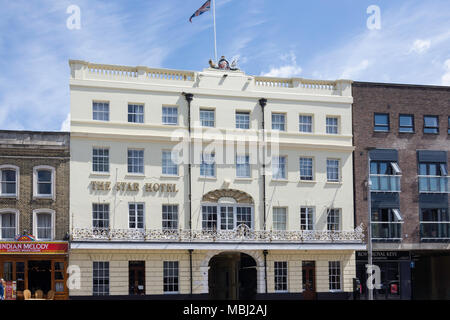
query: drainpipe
182 92 194 232
258 98 267 231
263 250 268 294
188 249 193 296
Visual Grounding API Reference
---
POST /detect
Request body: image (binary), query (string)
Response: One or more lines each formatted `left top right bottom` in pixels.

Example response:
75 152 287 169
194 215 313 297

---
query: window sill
235 177 252 181
90 172 110 177
125 173 145 178
299 180 316 183
198 176 217 181
160 175 180 179
326 181 342 185
0 195 18 199
329 289 343 293
271 178 288 182
33 195 54 200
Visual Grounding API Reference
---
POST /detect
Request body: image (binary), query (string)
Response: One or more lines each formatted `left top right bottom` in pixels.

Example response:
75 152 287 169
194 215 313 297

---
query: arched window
33 209 55 240
0 209 19 240
0 165 19 198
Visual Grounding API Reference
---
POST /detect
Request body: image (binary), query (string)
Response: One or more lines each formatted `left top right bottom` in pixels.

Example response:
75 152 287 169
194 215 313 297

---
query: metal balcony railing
418 176 449 193
420 222 450 241
71 224 365 243
371 222 402 241
370 175 401 192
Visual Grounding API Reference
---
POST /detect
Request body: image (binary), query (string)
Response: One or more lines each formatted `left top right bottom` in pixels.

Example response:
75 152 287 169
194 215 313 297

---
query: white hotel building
68 59 365 300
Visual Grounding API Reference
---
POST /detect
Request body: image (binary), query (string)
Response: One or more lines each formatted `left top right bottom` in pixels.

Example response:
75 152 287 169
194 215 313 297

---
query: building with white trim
68 59 364 299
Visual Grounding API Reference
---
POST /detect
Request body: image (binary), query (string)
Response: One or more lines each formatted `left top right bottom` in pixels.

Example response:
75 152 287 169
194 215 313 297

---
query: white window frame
236 154 251 178
163 261 179 294
127 103 144 123
326 159 340 182
93 261 110 296
235 111 250 129
299 157 314 181
328 261 342 292
33 165 55 200
326 116 339 134
162 204 178 230
272 113 286 131
92 203 110 229
274 261 288 293
327 208 341 231
0 209 19 240
300 207 314 231
128 203 145 229
0 165 19 198
273 207 287 231
200 153 216 178
272 156 287 180
199 108 215 127
92 101 110 121
33 209 55 241
92 147 110 173
127 149 144 174
299 114 313 133
162 150 178 176
162 106 178 125
201 203 254 231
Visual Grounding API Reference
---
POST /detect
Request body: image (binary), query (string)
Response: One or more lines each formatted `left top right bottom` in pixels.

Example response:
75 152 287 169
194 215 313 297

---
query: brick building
0 130 70 300
352 82 450 300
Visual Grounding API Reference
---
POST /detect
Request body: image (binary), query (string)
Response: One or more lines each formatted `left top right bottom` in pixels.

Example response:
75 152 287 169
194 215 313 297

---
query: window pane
236 112 250 129
273 208 287 231
272 114 285 131
200 109 215 127
1 169 16 194
299 115 312 133
37 213 52 239
1 213 16 239
326 117 338 134
374 114 389 131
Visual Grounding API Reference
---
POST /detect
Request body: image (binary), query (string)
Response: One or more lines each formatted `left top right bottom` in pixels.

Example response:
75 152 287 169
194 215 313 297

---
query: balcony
71 224 365 243
420 222 450 241
371 222 403 242
418 176 449 193
370 175 401 192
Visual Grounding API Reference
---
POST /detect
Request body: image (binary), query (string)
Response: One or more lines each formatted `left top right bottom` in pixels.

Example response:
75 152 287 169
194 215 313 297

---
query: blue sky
0 0 449 132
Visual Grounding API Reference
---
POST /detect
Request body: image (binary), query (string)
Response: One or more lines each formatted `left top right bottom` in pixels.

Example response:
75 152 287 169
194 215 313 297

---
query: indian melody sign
91 181 178 193
0 242 68 254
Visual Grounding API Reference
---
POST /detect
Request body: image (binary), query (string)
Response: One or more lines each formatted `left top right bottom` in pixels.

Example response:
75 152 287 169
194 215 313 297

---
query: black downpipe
258 98 267 231
183 92 194 296
188 249 193 295
182 92 194 230
263 249 268 294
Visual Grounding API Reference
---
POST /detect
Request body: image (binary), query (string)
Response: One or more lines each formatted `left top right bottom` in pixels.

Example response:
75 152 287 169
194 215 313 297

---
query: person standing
0 278 5 300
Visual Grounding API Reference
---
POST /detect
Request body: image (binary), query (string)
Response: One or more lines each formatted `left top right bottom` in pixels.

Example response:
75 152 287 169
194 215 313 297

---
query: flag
189 0 211 23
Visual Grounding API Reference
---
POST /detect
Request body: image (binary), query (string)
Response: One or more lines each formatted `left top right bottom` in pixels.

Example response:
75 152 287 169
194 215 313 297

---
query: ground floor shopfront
69 246 360 300
356 249 450 300
0 241 69 300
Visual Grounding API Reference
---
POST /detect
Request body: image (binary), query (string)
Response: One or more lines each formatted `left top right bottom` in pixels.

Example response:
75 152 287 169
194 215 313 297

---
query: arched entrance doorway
208 252 257 300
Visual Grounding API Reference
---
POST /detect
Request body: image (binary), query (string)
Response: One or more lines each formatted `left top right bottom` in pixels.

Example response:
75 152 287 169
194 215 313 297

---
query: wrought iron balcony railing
370 174 401 192
418 176 449 193
71 224 365 243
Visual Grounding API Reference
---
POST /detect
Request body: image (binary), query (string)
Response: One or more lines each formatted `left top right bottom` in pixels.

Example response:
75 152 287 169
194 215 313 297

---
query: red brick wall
352 82 450 244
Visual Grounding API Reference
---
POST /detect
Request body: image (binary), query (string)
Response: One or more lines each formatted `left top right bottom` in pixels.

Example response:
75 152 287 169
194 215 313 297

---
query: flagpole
212 0 217 62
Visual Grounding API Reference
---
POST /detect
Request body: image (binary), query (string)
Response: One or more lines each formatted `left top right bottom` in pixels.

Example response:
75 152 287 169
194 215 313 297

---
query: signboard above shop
0 236 68 255
356 250 410 261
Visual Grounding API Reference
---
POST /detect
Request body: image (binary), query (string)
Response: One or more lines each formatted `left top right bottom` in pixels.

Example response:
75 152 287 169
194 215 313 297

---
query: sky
0 0 449 132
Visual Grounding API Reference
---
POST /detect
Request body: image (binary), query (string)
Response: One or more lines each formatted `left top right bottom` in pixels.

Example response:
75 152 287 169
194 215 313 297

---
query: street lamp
365 147 376 300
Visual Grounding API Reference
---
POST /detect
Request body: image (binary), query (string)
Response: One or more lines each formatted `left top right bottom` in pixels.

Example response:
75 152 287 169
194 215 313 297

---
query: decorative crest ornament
208 56 239 71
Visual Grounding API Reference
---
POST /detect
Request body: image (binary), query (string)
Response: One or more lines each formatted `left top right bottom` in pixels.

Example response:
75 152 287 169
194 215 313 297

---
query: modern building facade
0 130 70 300
68 59 365 300
352 82 450 300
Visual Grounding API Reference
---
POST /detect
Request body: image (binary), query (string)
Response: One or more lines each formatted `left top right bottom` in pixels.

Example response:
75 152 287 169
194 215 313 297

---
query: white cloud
442 59 450 85
409 39 431 54
261 52 302 78
60 113 70 132
340 60 370 79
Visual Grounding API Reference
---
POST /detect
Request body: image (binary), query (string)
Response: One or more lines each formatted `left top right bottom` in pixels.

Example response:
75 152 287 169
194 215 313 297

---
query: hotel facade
68 59 365 299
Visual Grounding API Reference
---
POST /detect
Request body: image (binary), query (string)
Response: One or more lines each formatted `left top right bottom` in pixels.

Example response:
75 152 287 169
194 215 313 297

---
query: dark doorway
302 261 316 300
28 260 51 295
129 261 145 295
208 252 257 300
